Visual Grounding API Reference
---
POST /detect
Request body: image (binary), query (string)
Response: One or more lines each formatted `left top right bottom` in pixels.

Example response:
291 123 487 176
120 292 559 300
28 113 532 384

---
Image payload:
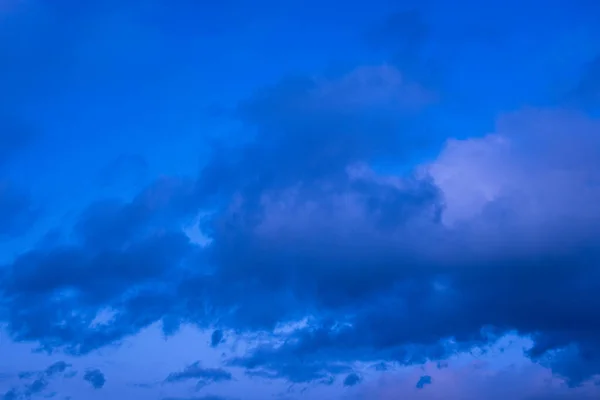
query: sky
1 0 600 399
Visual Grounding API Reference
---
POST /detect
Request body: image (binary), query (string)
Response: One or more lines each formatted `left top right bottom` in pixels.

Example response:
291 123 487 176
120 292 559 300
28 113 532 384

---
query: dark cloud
44 362 71 377
416 375 432 389
24 378 48 396
2 378 49 400
373 362 389 372
18 361 74 381
165 362 232 389
210 329 224 347
236 353 352 385
0 176 197 354
436 361 448 369
83 369 105 389
1 389 17 400
343 373 361 387
17 372 35 380
1 58 600 394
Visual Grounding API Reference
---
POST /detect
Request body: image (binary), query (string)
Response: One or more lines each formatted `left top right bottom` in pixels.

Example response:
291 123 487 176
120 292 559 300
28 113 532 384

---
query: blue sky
1 0 600 399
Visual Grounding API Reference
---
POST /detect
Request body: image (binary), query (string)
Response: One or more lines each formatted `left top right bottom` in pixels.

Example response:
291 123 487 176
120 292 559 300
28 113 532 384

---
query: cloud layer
2 63 600 392
1 2 600 399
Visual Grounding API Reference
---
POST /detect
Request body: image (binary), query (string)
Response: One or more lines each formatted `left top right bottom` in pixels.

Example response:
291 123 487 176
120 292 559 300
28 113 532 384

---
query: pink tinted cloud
351 361 600 400
428 108 600 227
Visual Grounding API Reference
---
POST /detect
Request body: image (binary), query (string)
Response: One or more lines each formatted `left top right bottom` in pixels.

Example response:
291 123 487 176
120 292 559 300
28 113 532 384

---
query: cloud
351 359 600 400
428 108 600 227
2 361 75 400
0 62 434 354
416 375 432 389
18 361 74 381
1 57 600 396
24 378 48 396
207 106 600 386
83 369 105 389
0 177 197 354
343 373 361 387
210 329 224 347
1 389 17 400
235 354 352 385
44 362 72 378
165 362 232 388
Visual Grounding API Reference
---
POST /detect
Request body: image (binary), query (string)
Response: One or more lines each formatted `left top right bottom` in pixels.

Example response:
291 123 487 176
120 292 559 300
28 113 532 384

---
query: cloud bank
1 17 600 398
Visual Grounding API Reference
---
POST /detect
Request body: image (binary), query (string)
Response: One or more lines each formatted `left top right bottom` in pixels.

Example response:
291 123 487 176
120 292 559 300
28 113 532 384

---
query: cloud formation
210 330 224 348
83 369 105 389
165 362 232 389
2 1 600 400
416 375 432 389
1 32 600 400
2 361 75 400
343 373 361 387
352 357 600 400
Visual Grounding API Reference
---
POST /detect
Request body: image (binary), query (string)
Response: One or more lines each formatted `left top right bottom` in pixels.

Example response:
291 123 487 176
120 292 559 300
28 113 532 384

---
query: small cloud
25 379 48 396
17 372 35 380
343 373 362 387
2 389 18 400
416 375 432 389
10 362 75 400
165 362 232 388
373 362 390 371
210 330 224 347
83 369 105 389
44 361 71 377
